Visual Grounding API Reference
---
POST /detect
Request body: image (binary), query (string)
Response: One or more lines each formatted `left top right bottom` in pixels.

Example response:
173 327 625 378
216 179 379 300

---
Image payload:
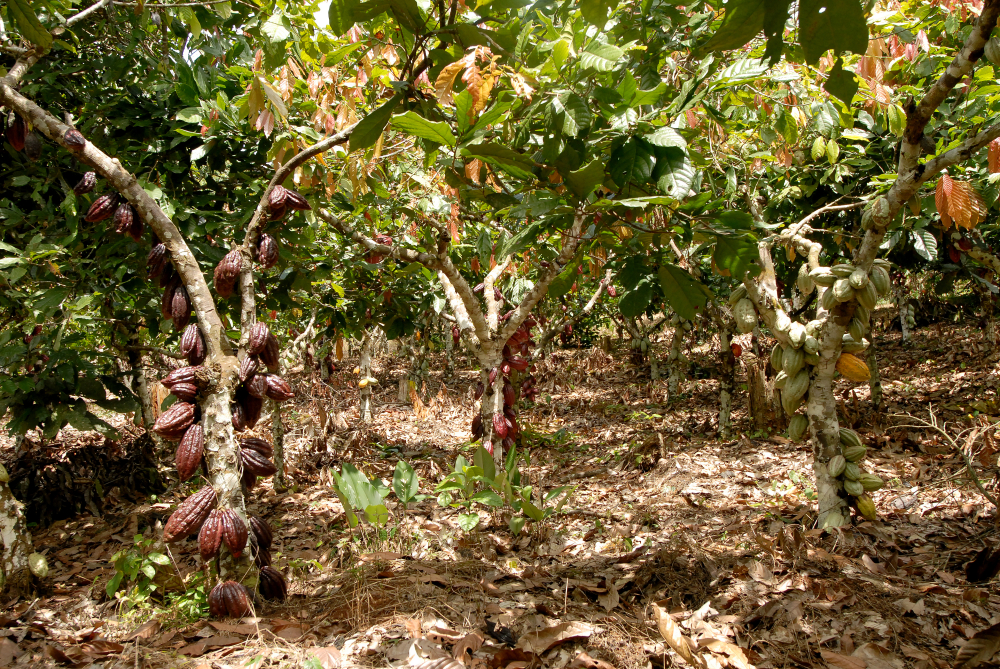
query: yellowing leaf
435 60 467 106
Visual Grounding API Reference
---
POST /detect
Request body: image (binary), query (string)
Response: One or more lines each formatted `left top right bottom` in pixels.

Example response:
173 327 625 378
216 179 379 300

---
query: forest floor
2 317 1000 669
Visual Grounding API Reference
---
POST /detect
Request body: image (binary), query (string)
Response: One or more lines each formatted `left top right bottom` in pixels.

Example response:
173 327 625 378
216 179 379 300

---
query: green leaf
565 159 605 199
520 499 545 522
392 460 420 504
619 279 654 318
713 233 761 281
657 264 711 321
609 139 654 188
328 0 361 34
391 111 456 146
555 92 592 137
471 490 504 507
912 229 937 261
632 83 666 107
579 41 624 72
700 0 767 52
261 12 291 44
548 259 580 297
473 446 496 481
645 126 687 151
824 58 859 107
388 0 425 34
799 0 868 65
349 95 401 152
656 154 696 198
580 0 617 26
464 143 536 180
7 0 52 50
364 504 389 526
509 516 526 534
106 571 123 597
457 513 481 531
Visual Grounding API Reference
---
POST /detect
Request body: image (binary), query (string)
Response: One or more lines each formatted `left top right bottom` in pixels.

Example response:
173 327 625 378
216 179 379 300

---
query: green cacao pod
785 369 810 402
734 298 757 333
848 268 869 290
782 346 805 376
782 390 803 416
833 278 855 302
805 319 822 337
839 428 863 450
804 335 820 354
873 258 891 269
28 553 49 578
843 444 867 462
855 493 877 520
828 455 847 478
848 318 865 344
831 264 855 278
770 344 785 371
820 510 848 529
858 473 884 491
854 304 871 328
985 35 1000 65
788 414 809 442
844 479 865 497
861 206 874 230
809 268 838 287
843 462 861 481
728 284 748 306
819 287 838 311
857 281 877 311
871 196 891 227
805 352 821 366
842 339 867 354
788 322 807 349
774 310 792 335
870 265 891 296
797 264 815 295
773 370 789 389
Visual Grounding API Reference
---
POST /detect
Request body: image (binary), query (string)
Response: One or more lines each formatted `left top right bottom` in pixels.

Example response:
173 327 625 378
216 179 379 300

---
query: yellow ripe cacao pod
0 464 8 483
858 473 884 491
839 428 864 451
788 414 809 442
828 455 847 477
836 353 871 382
359 378 370 388
855 493 877 520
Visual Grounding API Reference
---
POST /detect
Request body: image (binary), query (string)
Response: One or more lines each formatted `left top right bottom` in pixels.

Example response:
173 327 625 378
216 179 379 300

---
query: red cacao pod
254 545 272 568
258 566 287 601
284 188 311 211
257 233 279 269
492 412 508 439
213 250 242 298
249 515 272 550
473 382 484 400
180 323 206 365
267 185 287 211
247 322 270 356
259 333 280 372
162 484 217 542
6 115 26 151
502 380 514 407
452 326 460 346
147 243 168 279
162 365 209 389
238 355 258 383
127 213 144 243
494 287 502 302
73 171 96 195
471 414 483 441
501 362 511 376
245 373 267 399
488 367 498 385
241 465 257 491
240 447 277 477
241 393 263 428
208 580 227 618
231 402 248 432
508 356 529 372
158 261 175 288
264 375 294 402
607 284 617 298
220 509 248 559
161 275 179 319
64 128 86 150
171 286 191 331
85 193 119 223
153 401 196 440
175 423 204 482
199 508 223 561
240 437 273 458
23 131 41 161
212 580 253 618
170 382 198 402
268 202 287 221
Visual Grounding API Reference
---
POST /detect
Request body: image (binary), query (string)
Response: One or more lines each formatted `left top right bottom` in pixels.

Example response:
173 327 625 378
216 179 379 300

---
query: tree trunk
443 319 456 377
666 320 689 395
0 477 32 599
270 399 287 492
477 351 506 468
359 333 374 423
124 346 165 452
717 326 736 439
895 278 912 343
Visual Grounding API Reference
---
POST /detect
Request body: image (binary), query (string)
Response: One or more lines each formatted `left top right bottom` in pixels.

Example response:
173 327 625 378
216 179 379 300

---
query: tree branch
484 256 511 329
0 79 232 359
237 123 359 345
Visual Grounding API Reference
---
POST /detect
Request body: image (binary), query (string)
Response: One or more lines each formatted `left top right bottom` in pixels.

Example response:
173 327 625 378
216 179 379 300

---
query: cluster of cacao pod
471 320 538 453
232 321 294 441
825 428 882 526
144 238 192 331
77 177 145 242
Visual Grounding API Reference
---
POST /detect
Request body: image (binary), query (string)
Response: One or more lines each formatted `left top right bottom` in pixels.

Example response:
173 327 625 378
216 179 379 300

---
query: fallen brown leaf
309 647 342 669
516 621 594 654
955 622 1000 669
821 651 866 669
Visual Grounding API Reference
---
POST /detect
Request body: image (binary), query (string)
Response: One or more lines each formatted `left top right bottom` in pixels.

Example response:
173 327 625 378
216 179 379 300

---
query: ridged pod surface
259 333 280 372
113 202 135 235
249 515 273 550
265 375 294 402
180 324 206 365
85 193 119 223
213 250 242 298
153 402 196 440
471 414 483 440
267 185 287 211
247 322 270 355
240 437 273 458
257 234 279 269
175 423 205 482
171 286 192 331
259 566 288 601
239 356 259 383
198 509 223 561
170 382 198 402
64 128 86 150
6 115 26 151
284 188 311 211
73 172 97 195
209 580 253 618
147 244 168 279
836 354 871 382
220 509 248 558
246 373 268 399
162 365 210 389
240 447 277 476
163 485 217 542
492 412 508 439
